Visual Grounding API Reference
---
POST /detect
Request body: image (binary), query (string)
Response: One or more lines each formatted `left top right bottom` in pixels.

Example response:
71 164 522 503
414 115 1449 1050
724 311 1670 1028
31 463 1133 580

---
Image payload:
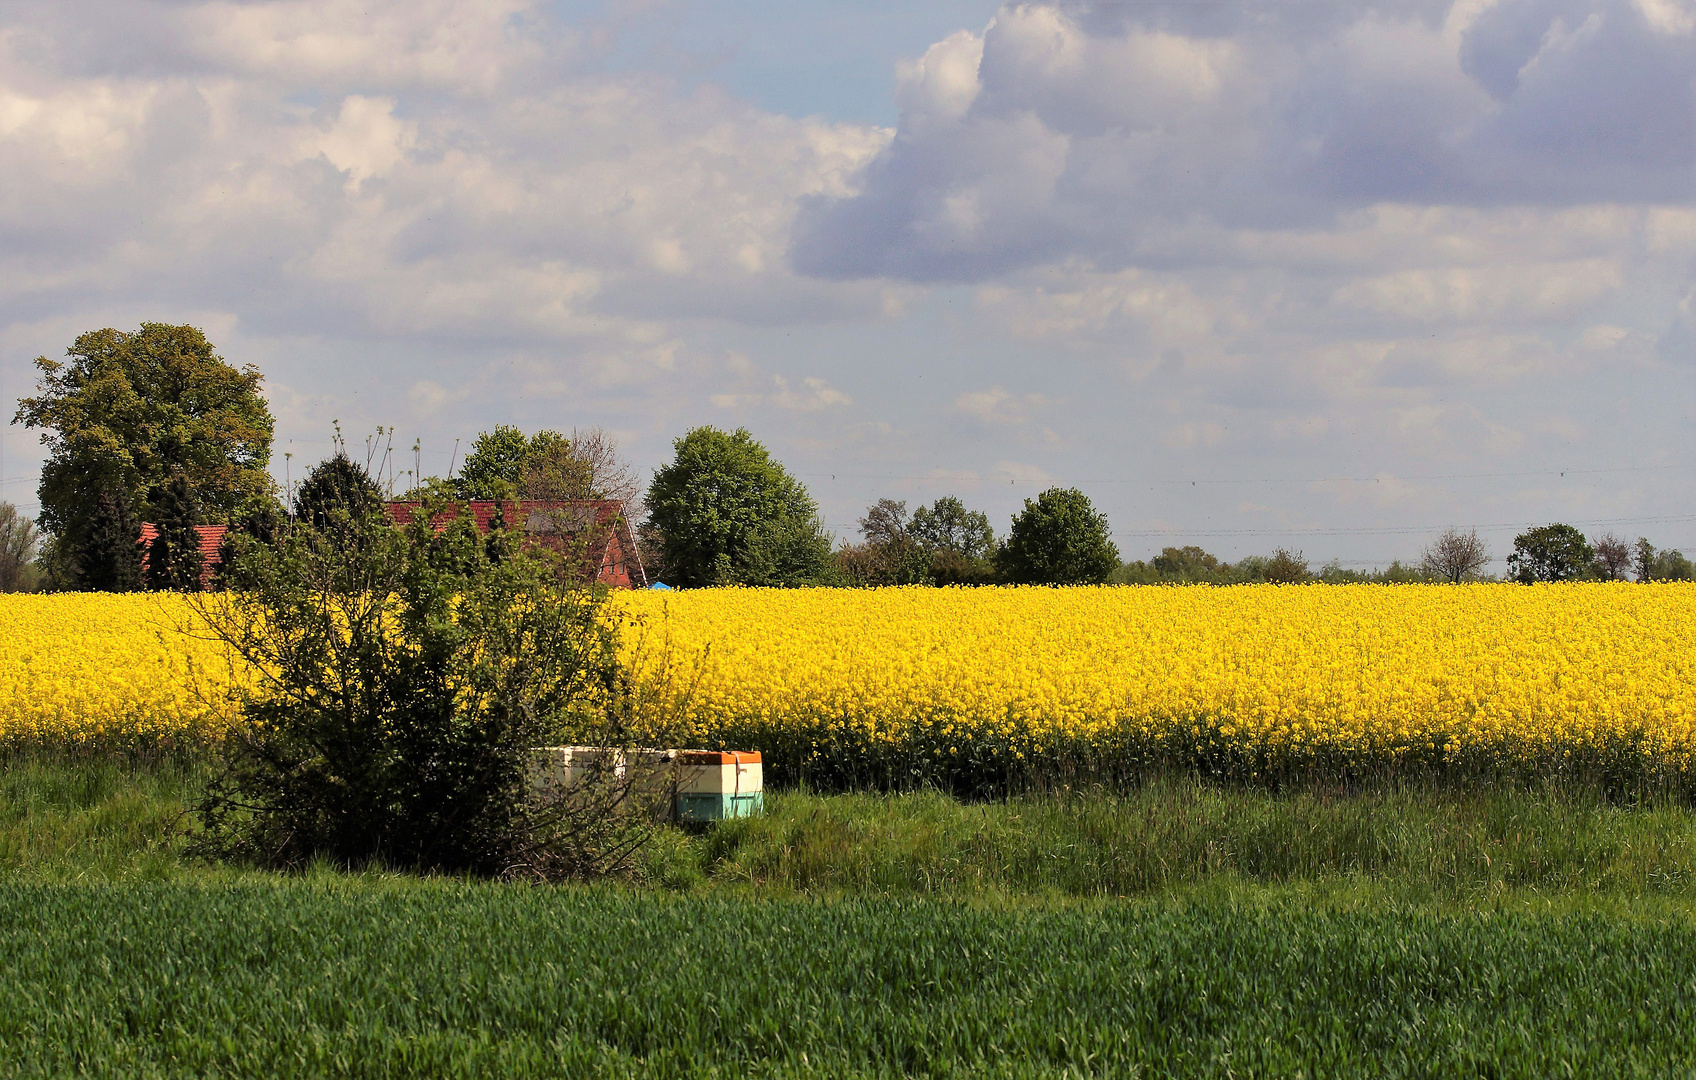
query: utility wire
798 463 1689 487
1113 512 1696 539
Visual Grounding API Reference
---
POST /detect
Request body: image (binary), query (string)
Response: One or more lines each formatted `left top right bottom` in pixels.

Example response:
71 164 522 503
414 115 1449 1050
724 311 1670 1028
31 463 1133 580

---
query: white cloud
771 375 852 412
305 95 415 186
953 385 1056 425
794 1 1693 280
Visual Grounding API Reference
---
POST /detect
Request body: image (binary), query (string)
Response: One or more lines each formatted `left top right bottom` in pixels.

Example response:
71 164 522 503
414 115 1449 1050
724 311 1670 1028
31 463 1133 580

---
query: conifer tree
146 473 204 591
294 451 383 528
80 487 143 592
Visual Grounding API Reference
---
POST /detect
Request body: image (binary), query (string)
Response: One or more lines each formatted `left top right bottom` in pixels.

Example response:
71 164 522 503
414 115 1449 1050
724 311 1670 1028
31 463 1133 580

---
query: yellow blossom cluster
0 594 243 744
614 583 1696 786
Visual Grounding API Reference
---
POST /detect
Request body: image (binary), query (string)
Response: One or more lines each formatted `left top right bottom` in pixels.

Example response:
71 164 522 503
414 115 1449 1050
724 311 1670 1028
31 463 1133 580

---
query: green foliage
644 426 834 587
1153 544 1224 581
11 324 275 576
837 499 932 586
455 426 593 502
914 496 999 585
1263 547 1311 584
1317 558 1427 584
196 495 637 877
77 487 143 593
1509 523 1595 583
839 497 1000 587
214 499 286 589
522 430 595 501
733 513 841 587
1634 538 1694 582
1119 547 1424 586
454 424 532 500
910 496 996 561
998 487 1119 585
688 784 1696 899
144 473 204 592
0 502 40 593
1116 546 1224 584
292 450 382 528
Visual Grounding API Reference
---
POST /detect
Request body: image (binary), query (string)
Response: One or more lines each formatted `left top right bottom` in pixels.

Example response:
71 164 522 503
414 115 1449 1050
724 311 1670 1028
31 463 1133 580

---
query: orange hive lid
678 751 761 765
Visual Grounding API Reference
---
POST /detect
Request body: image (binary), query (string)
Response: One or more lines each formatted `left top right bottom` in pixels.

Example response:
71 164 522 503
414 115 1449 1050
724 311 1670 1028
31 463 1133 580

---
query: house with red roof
137 499 645 590
384 500 646 588
137 523 228 590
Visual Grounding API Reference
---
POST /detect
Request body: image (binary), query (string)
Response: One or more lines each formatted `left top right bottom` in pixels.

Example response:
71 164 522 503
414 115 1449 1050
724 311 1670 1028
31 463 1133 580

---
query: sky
0 0 1692 571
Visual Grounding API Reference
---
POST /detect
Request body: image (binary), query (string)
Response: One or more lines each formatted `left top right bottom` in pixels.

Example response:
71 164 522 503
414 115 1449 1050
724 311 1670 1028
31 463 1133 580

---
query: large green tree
998 487 1119 586
12 324 274 584
1508 524 1593 583
909 496 995 562
644 426 833 587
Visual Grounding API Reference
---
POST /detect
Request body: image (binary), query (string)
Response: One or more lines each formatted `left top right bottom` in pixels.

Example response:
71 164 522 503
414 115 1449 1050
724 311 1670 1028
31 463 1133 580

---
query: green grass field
5 754 1696 1076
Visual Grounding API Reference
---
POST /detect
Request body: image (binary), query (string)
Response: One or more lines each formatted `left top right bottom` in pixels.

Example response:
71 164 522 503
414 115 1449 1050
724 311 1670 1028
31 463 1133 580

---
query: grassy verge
9 751 1696 900
6 753 1696 1076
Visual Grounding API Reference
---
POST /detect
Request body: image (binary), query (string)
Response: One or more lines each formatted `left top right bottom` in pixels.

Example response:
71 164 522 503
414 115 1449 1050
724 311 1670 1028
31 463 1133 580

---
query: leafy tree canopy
1508 524 1594 583
12 325 274 562
1633 538 1694 582
998 487 1119 586
910 497 995 561
645 426 833 587
838 499 932 587
455 426 593 502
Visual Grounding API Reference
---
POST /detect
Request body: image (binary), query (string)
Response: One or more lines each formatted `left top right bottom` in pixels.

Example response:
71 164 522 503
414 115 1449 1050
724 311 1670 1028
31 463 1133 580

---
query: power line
1113 512 1696 539
799 463 1689 487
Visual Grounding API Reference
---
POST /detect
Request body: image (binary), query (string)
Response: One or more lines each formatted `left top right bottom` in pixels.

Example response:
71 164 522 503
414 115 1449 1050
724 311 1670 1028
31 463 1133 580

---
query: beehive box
530 747 763 822
529 746 678 816
675 750 763 822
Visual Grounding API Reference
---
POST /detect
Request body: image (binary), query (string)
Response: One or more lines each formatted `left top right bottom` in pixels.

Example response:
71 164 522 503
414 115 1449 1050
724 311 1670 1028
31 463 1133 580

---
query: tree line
3 323 1691 592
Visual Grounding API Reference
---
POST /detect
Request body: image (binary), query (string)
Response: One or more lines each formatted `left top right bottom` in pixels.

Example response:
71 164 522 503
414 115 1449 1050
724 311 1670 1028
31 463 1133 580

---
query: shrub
193 495 662 878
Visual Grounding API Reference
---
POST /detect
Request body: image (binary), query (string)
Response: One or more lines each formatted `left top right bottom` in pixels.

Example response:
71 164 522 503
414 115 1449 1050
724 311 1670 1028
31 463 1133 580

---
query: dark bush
194 495 661 878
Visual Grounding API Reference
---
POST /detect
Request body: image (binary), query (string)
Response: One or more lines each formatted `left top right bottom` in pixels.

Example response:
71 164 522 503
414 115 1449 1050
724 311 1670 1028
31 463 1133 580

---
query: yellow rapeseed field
4 585 1694 785
0 593 244 744
614 583 1696 785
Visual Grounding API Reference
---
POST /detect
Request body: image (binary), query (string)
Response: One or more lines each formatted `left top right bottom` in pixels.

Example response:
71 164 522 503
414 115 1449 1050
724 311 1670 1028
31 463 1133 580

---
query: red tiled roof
138 523 228 589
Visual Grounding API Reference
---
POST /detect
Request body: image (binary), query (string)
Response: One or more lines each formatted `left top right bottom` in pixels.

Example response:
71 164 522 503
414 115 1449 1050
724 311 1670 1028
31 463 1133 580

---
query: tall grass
8 755 1696 1074
658 782 1696 899
0 750 207 881
13 750 1696 903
